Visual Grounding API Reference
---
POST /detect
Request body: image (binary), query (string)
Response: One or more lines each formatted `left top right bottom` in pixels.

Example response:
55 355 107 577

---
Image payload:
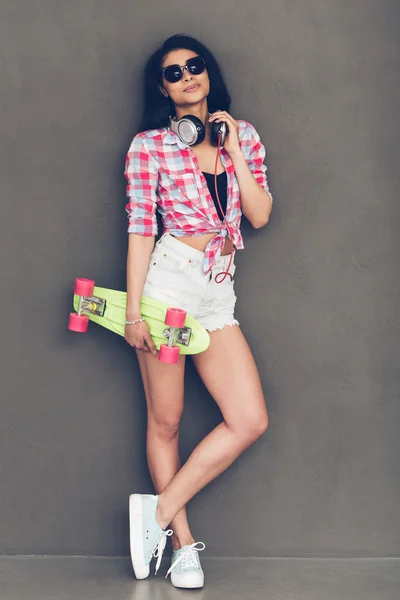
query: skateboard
68 278 210 363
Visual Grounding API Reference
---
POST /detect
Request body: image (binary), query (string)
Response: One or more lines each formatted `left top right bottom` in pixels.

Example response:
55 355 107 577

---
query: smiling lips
184 84 200 92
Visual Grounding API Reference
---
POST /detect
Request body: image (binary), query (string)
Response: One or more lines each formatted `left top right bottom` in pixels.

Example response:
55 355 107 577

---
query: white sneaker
129 494 173 579
165 541 205 588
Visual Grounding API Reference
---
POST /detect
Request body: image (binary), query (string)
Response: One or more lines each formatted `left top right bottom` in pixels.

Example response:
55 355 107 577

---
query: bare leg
154 325 269 529
136 349 195 550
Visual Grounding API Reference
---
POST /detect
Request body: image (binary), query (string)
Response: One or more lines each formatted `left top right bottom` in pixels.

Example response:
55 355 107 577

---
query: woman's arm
209 114 273 229
124 233 157 354
123 134 159 353
230 149 273 228
232 121 273 229
126 233 155 320
124 133 159 317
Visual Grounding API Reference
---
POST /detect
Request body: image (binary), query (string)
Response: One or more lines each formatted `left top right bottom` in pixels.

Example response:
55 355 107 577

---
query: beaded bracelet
125 317 145 326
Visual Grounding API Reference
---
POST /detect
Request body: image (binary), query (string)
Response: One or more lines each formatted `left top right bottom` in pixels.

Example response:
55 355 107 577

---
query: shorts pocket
152 249 182 272
213 260 236 286
222 261 236 282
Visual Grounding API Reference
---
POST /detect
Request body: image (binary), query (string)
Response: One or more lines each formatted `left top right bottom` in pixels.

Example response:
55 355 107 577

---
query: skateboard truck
163 326 192 347
76 294 106 318
158 308 189 363
68 279 104 333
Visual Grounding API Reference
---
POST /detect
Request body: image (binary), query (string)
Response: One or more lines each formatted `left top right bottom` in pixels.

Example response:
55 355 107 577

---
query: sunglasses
161 56 207 84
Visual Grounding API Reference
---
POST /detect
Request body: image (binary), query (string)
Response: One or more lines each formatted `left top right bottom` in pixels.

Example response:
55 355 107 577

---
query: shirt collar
163 128 189 150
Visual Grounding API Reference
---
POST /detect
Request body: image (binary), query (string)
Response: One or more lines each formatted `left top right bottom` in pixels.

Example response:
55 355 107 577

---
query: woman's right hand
124 320 158 356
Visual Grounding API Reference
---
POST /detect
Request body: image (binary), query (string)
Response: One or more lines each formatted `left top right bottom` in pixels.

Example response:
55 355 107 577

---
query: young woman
124 33 273 589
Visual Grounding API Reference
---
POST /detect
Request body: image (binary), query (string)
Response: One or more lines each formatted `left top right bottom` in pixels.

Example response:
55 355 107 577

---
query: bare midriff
172 233 233 255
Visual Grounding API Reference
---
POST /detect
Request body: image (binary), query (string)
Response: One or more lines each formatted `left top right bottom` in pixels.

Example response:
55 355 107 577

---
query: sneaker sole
129 494 150 579
171 578 205 589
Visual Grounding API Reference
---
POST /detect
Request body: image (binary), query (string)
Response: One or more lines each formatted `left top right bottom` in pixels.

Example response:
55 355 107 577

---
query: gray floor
0 556 399 600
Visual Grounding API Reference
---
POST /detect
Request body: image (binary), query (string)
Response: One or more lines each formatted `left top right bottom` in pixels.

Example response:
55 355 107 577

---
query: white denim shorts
142 232 239 332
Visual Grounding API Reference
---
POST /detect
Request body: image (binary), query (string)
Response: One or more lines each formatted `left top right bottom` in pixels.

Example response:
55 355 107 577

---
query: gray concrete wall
1 0 399 556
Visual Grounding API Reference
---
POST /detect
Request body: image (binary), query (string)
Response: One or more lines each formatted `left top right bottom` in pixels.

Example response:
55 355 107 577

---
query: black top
201 171 228 221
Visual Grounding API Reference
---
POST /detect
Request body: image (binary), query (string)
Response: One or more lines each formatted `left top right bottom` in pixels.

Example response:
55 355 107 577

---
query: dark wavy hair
136 33 232 134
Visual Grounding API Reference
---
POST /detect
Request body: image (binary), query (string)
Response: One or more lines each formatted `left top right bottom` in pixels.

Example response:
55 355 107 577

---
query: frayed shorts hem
203 318 240 333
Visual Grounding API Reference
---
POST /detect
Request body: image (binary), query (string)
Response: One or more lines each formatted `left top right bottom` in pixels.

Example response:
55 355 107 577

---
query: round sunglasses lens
164 66 182 83
188 57 205 74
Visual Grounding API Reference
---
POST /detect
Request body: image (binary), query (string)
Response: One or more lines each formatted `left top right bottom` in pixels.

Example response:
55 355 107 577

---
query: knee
236 412 269 445
257 414 269 437
248 413 269 442
148 412 182 441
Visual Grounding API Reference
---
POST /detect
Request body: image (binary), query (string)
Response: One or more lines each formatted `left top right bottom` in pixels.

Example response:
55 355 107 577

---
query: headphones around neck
169 113 227 148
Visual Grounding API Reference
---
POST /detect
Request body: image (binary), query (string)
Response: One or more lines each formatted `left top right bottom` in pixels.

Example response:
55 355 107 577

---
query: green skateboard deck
69 279 210 356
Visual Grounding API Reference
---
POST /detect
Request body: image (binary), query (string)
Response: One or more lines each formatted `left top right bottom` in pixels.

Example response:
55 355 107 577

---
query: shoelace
153 529 173 575
165 541 206 578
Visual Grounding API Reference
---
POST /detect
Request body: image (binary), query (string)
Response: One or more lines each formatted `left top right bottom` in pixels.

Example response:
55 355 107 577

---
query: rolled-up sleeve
242 121 273 204
124 135 159 235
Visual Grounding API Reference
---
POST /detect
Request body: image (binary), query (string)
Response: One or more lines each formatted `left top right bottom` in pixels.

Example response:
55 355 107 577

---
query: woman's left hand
209 111 242 156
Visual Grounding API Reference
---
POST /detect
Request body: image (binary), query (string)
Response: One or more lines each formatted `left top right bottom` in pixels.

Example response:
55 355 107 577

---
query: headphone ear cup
170 114 205 146
185 115 205 145
211 120 226 147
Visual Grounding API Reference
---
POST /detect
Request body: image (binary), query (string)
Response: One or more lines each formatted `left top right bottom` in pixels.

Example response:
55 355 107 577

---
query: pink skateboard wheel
74 278 95 296
158 344 180 364
68 313 89 332
165 308 186 328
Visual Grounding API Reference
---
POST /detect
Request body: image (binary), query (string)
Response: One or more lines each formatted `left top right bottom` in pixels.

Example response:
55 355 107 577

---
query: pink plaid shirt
124 119 273 275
